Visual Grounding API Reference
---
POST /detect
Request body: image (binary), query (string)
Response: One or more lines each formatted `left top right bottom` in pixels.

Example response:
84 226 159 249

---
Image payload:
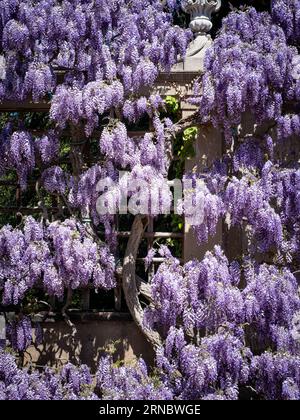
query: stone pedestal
172 35 212 72
174 0 221 73
177 0 223 261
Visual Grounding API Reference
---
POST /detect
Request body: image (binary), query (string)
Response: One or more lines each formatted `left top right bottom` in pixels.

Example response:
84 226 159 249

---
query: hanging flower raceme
277 114 300 140
41 166 68 195
196 7 298 141
5 131 35 190
0 350 98 400
120 164 173 216
99 122 139 168
144 254 185 334
156 326 251 400
224 172 283 254
6 316 32 352
243 262 300 350
0 216 116 305
146 247 244 335
34 130 60 165
272 0 300 44
0 0 190 135
24 62 55 102
68 163 118 248
46 219 116 291
96 356 173 400
178 173 224 244
233 138 265 172
250 352 300 400
2 19 30 52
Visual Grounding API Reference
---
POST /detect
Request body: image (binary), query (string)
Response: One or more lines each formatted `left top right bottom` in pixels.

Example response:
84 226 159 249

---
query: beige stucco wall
184 122 223 261
25 319 154 372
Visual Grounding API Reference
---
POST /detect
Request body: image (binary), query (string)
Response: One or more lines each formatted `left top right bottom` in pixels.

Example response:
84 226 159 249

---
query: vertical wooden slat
114 276 122 312
0 314 6 349
114 214 122 311
16 184 21 209
81 289 90 311
147 217 155 282
48 296 56 312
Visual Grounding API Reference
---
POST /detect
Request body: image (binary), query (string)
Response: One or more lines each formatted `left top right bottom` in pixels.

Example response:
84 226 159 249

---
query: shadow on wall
25 320 155 373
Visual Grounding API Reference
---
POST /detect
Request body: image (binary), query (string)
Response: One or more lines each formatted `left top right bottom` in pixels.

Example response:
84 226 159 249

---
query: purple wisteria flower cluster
196 7 300 141
6 315 43 352
0 128 35 190
0 216 115 304
146 247 300 344
6 316 33 352
0 124 61 191
0 350 98 400
272 0 300 44
0 0 190 132
97 356 173 400
143 247 300 400
0 0 189 249
181 160 300 257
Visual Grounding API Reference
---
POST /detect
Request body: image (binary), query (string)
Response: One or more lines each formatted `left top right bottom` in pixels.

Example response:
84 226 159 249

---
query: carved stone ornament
172 0 221 71
181 0 221 36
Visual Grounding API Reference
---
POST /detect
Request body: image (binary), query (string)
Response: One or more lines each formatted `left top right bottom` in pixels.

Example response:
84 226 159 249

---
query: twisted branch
122 215 162 349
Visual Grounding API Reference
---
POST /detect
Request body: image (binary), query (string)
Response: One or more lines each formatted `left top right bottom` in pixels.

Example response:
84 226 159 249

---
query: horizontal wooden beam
31 311 133 323
0 100 51 112
118 231 183 239
0 206 60 214
136 257 184 263
0 70 199 112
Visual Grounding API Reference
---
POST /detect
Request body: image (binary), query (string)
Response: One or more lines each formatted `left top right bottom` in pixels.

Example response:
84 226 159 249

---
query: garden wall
24 315 154 372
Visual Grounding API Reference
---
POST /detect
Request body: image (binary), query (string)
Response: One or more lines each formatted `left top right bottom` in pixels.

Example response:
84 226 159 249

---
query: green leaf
165 96 179 114
178 126 198 159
